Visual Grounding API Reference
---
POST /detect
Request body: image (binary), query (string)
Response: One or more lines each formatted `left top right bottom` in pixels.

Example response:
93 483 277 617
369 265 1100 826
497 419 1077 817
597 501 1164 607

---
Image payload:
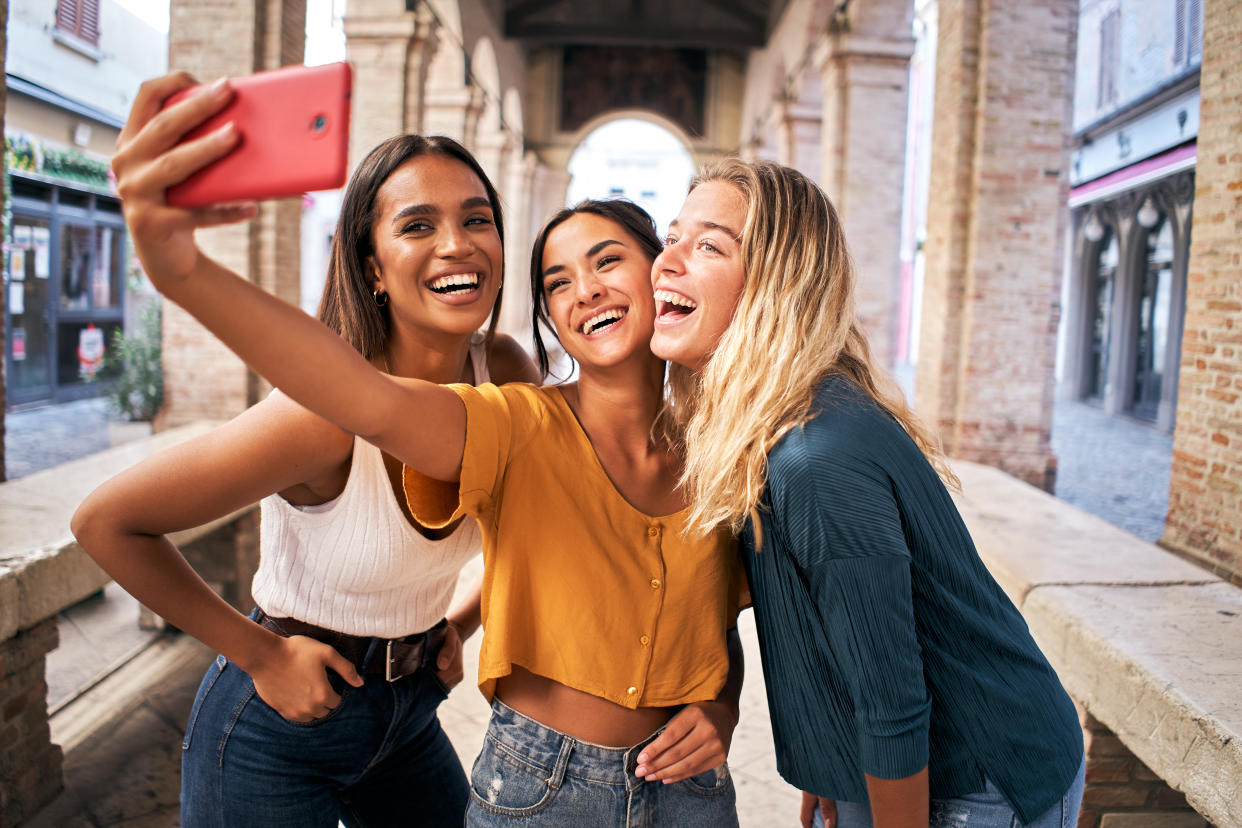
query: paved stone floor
1050 398 1175 542
4 397 114 481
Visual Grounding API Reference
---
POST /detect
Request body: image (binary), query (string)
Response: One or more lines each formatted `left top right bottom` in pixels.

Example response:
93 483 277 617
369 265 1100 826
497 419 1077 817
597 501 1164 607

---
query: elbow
71 486 123 557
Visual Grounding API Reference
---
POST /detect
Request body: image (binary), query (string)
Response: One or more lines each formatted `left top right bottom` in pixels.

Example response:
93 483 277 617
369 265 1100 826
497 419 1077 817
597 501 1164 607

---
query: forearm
445 575 483 639
864 768 929 828
163 253 395 443
80 528 280 672
714 627 744 720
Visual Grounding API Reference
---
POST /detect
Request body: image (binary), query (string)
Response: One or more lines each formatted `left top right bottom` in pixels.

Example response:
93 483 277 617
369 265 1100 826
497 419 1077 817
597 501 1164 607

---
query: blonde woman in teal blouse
648 159 1085 827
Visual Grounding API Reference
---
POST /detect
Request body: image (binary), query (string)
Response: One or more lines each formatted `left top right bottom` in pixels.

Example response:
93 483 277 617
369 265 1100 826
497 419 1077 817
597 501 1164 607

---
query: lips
579 306 628 336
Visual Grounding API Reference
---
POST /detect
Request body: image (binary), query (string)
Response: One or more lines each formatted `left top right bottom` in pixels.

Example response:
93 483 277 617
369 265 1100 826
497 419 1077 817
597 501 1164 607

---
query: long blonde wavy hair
666 159 958 539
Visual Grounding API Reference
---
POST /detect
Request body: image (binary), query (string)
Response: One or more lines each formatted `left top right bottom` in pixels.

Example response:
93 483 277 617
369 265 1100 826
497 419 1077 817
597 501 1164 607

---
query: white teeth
429 273 480 292
580 307 626 334
654 289 697 309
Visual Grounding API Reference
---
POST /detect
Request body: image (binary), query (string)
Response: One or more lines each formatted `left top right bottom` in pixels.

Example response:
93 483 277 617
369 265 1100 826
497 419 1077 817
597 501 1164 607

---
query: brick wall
0 619 61 827
1162 0 1242 584
1077 706 1209 828
915 0 1076 490
1 0 7 483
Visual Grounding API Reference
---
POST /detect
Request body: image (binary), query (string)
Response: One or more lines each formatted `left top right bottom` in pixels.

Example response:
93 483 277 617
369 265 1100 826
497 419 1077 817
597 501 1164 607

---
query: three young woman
97 73 745 826
73 73 538 826
650 159 1085 827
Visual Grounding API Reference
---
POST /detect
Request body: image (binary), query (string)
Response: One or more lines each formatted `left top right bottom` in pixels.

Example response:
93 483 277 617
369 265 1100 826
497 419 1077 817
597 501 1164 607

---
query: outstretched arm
113 72 464 479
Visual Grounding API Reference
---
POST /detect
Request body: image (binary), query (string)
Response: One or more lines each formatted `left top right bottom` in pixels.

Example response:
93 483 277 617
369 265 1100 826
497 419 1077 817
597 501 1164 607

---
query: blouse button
650 578 662 589
647 526 659 537
640 635 650 646
626 686 637 696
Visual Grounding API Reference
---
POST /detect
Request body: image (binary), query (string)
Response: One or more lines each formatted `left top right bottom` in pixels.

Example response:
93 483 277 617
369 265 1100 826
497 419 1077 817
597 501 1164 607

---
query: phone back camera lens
312 115 328 133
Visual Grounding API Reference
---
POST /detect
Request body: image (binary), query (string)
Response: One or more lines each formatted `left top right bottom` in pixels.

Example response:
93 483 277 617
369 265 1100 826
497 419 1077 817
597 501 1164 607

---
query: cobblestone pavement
4 396 113 480
1050 398 1175 542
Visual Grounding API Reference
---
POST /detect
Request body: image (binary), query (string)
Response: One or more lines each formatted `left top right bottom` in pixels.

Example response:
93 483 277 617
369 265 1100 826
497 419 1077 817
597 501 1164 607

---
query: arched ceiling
499 0 789 49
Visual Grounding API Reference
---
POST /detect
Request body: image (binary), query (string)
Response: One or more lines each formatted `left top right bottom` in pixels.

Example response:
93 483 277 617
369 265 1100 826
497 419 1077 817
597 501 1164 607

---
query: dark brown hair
316 135 505 358
528 199 663 378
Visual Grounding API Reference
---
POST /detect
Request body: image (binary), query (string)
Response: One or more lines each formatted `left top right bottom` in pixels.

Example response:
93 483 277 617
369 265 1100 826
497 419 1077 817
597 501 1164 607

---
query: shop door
5 217 54 405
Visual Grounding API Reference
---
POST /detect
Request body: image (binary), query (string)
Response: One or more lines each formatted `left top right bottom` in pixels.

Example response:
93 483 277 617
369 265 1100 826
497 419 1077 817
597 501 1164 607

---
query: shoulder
237 390 355 459
448 380 559 434
486 333 542 385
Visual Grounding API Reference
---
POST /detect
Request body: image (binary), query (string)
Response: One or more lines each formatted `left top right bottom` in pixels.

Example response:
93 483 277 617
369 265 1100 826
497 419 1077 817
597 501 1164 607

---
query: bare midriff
495 665 680 747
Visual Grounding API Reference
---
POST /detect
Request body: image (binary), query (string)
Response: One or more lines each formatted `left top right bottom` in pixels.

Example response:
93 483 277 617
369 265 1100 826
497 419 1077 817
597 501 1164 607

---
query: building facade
1059 0 1203 433
3 0 166 408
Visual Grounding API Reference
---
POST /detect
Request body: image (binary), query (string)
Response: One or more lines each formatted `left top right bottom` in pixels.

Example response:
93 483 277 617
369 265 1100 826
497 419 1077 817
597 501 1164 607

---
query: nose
574 274 604 304
436 224 475 258
653 241 683 279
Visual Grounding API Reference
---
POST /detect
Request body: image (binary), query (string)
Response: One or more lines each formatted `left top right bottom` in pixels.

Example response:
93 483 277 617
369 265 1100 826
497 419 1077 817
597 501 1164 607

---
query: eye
465 214 495 227
663 234 678 247
544 278 568 293
596 254 621 269
697 238 722 255
402 220 432 234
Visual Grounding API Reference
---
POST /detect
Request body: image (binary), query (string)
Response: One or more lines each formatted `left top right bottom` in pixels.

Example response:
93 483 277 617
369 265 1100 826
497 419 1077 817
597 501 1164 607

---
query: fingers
640 742 724 784
115 121 241 205
121 76 234 166
192 202 258 228
118 71 199 146
437 623 462 671
821 797 838 828
800 791 818 828
633 705 728 783
322 644 364 688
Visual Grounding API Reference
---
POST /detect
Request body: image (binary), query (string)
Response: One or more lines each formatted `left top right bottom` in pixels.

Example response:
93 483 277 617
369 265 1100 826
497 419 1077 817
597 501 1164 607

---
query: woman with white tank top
72 126 539 827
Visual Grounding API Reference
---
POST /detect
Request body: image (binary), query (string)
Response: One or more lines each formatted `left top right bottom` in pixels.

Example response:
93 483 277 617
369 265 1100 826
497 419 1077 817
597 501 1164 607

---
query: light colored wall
6 0 167 128
1073 0 1202 132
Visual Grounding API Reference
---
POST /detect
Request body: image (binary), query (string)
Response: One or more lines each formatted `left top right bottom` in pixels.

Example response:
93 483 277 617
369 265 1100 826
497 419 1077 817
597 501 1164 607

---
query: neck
568 355 667 456
382 324 475 384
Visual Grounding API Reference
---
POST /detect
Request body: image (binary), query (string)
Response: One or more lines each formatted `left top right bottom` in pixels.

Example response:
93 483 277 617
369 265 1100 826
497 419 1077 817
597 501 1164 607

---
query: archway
564 115 697 234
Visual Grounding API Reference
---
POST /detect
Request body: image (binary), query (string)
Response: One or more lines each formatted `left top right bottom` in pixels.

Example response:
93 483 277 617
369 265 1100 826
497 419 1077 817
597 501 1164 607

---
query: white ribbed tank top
251 333 488 637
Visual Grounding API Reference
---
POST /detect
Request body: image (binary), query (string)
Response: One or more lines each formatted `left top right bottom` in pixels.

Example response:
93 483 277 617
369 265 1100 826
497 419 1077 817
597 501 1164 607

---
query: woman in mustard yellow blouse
110 74 745 827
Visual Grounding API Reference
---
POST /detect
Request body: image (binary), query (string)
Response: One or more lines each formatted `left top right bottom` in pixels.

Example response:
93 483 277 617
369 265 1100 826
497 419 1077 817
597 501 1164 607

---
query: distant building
3 0 166 407
1057 0 1203 432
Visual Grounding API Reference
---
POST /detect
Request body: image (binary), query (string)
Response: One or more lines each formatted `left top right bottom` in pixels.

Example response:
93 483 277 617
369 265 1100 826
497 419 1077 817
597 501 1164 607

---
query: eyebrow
391 196 493 225
541 239 624 279
668 219 742 243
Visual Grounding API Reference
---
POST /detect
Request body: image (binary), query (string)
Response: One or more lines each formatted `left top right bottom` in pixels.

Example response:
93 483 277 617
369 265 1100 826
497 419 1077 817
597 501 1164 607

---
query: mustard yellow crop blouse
403 382 746 710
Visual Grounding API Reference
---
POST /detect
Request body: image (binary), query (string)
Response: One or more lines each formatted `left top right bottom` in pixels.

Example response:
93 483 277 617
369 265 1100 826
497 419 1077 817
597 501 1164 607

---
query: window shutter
56 0 100 46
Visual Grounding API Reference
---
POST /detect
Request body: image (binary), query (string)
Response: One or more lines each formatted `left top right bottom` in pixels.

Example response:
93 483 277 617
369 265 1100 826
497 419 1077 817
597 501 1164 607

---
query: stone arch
565 109 702 170
468 36 505 181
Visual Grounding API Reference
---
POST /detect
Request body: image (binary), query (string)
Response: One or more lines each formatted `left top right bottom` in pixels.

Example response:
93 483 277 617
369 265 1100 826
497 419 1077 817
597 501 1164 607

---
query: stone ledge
951 461 1241 828
0 422 250 638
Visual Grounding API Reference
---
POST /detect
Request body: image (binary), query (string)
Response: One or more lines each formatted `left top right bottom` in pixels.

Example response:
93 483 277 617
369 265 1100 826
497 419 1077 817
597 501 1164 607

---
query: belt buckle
385 639 399 683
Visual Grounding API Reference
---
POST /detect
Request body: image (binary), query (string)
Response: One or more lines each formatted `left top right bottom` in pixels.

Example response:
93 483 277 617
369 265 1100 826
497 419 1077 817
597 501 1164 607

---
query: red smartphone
164 62 352 208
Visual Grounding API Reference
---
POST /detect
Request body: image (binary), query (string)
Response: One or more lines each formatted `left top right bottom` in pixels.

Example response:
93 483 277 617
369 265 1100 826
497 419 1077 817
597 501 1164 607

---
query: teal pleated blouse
740 375 1083 823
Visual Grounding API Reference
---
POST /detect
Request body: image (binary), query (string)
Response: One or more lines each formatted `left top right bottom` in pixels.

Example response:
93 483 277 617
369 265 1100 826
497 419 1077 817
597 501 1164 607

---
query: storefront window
60 224 93 311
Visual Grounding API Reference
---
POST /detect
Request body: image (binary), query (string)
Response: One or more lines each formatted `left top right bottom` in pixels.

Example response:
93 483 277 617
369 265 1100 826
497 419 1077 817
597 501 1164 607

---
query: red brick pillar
817 1 915 369
1162 0 1242 584
158 0 306 428
0 619 61 826
914 0 1077 491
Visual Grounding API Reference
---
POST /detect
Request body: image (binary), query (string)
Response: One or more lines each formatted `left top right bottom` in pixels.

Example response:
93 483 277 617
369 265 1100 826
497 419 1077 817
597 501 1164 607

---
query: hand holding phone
163 62 351 207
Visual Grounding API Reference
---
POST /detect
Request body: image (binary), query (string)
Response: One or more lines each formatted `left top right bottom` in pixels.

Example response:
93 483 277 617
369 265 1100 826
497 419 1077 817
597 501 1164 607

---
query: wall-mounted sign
78 323 105 377
12 328 26 362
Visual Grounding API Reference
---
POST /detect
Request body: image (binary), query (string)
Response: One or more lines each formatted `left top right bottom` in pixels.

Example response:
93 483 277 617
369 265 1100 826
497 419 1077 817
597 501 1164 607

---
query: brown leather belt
253 608 448 682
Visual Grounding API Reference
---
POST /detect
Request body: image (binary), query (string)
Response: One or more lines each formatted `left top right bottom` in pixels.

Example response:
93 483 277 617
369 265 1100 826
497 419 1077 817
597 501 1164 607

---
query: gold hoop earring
373 289 389 308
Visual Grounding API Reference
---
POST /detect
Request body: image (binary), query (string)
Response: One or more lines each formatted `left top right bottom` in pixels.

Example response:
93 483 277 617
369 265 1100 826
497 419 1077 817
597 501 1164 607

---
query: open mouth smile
654 289 697 324
427 273 481 296
579 307 628 336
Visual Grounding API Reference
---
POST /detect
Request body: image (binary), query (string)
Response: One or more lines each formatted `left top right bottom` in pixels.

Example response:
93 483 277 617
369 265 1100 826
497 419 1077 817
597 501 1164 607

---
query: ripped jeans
817 759 1085 828
465 698 738 827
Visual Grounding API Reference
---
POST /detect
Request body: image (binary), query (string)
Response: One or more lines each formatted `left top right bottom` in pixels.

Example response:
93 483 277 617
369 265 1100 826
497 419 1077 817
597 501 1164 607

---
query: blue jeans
465 699 739 827
818 759 1085 828
180 652 467 827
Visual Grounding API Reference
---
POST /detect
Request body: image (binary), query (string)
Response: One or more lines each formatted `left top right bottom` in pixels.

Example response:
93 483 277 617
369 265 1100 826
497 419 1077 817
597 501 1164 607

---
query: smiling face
650 181 748 372
367 154 503 339
539 212 658 370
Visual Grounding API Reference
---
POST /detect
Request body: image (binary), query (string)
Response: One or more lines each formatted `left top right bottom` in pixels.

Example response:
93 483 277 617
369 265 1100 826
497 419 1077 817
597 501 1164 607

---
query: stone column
1163 0 1242 584
343 0 438 171
497 150 539 349
816 3 916 369
159 0 306 428
914 0 1077 491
